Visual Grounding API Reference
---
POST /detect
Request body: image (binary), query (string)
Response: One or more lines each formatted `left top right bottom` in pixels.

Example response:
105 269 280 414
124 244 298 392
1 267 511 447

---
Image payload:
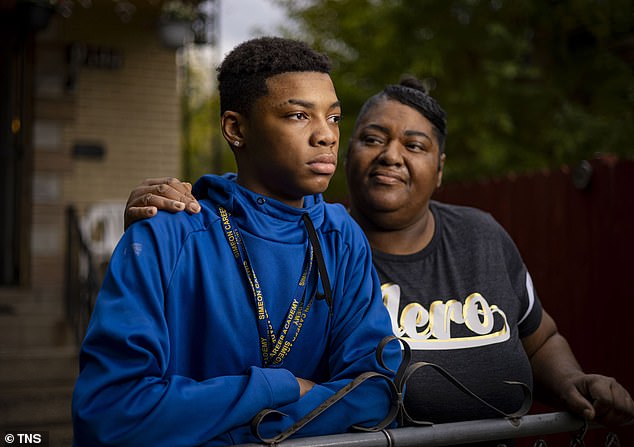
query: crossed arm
124 177 634 429
75 193 399 446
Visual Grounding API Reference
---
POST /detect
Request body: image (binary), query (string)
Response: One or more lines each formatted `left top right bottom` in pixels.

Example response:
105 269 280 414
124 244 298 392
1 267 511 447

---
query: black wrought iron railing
61 204 632 447
65 205 101 345
233 412 629 447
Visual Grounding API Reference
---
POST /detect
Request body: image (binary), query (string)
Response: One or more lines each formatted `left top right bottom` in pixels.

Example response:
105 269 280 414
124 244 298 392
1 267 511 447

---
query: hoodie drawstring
302 213 333 314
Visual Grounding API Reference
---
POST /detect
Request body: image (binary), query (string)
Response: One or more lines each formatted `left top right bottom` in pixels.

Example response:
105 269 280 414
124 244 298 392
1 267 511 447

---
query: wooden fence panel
434 156 634 445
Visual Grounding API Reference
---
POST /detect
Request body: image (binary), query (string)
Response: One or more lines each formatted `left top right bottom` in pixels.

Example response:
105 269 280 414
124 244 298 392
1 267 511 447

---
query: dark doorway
0 4 35 286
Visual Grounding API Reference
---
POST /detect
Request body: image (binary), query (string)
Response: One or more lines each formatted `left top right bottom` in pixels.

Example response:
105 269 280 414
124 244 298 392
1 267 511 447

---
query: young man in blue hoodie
72 37 399 447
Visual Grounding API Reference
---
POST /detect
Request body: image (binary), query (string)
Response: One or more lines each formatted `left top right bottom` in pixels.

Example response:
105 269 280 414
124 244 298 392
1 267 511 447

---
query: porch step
0 383 73 426
0 347 78 386
0 347 78 447
0 384 74 447
0 315 74 351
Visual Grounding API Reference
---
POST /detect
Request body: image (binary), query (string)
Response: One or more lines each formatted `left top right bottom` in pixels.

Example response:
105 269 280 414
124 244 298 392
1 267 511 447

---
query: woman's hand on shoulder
125 177 201 230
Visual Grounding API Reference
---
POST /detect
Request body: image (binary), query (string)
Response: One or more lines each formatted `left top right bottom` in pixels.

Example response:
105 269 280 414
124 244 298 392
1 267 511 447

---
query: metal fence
65 201 125 344
65 205 99 345
63 158 633 445
233 412 628 447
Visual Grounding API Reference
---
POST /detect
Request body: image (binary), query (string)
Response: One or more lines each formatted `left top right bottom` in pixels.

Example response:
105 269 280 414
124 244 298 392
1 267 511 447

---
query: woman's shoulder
431 200 513 250
432 200 501 231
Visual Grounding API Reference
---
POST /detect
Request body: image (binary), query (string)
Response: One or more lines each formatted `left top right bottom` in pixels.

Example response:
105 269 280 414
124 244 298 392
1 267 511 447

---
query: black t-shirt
372 201 542 446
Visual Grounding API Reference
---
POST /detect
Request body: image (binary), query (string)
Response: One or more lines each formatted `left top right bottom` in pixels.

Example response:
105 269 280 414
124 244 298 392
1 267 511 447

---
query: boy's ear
221 111 245 148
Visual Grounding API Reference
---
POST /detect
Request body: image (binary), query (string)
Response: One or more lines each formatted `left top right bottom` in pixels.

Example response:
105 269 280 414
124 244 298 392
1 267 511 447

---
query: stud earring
233 141 241 147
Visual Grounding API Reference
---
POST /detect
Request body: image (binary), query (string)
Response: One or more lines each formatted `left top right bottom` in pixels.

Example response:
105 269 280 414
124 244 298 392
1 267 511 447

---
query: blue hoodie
72 174 398 447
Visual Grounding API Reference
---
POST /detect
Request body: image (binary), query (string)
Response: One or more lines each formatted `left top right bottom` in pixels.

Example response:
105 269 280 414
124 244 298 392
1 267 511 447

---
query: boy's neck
236 175 305 209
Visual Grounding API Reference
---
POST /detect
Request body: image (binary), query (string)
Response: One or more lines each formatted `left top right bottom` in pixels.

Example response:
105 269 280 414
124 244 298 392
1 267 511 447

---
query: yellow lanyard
218 206 316 366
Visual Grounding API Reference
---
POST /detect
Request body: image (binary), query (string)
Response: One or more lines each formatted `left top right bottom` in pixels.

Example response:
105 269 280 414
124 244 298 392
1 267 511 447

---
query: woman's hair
357 76 447 153
217 36 332 116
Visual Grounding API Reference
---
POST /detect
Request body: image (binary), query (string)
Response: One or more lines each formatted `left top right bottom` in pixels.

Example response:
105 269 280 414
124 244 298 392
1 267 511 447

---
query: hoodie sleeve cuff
258 367 300 407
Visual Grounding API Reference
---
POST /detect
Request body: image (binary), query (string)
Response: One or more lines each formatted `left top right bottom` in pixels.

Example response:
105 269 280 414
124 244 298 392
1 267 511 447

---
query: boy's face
238 71 341 207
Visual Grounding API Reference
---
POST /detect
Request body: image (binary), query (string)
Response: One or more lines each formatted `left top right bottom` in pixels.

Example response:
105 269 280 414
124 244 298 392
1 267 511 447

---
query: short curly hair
217 36 332 116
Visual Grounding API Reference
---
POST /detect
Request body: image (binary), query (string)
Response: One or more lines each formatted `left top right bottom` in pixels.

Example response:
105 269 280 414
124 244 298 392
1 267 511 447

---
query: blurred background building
0 0 219 443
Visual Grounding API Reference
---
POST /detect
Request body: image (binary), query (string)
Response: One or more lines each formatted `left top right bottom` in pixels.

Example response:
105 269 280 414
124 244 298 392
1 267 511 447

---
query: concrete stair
0 347 77 447
0 288 79 447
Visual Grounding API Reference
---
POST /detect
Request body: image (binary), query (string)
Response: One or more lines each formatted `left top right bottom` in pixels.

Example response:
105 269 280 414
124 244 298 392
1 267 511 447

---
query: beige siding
6 3 183 348
53 8 182 213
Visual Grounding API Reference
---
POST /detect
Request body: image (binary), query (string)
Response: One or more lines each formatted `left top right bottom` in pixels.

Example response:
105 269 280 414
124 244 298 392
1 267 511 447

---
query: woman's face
346 98 445 229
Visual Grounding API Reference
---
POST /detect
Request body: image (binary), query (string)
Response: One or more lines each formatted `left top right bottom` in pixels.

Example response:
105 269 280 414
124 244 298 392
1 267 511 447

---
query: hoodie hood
193 173 326 244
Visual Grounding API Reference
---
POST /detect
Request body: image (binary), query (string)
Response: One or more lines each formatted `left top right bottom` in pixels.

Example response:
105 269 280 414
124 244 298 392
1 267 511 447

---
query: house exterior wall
1 3 185 443
53 5 182 212
1 2 183 351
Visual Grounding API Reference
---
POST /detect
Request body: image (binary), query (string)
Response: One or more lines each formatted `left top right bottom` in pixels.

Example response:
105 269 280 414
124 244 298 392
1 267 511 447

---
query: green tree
276 0 633 199
181 47 235 183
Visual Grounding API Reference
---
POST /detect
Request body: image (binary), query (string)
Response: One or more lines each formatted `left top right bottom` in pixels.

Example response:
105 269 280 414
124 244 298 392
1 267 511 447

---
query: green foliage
275 0 634 199
181 49 236 183
183 92 236 183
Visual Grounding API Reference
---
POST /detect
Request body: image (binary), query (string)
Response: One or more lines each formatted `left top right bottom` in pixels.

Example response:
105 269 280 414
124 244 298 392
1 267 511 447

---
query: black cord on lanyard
301 213 333 314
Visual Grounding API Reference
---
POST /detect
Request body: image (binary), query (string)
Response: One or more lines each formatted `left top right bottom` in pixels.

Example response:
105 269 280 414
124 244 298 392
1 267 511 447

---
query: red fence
434 155 634 445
